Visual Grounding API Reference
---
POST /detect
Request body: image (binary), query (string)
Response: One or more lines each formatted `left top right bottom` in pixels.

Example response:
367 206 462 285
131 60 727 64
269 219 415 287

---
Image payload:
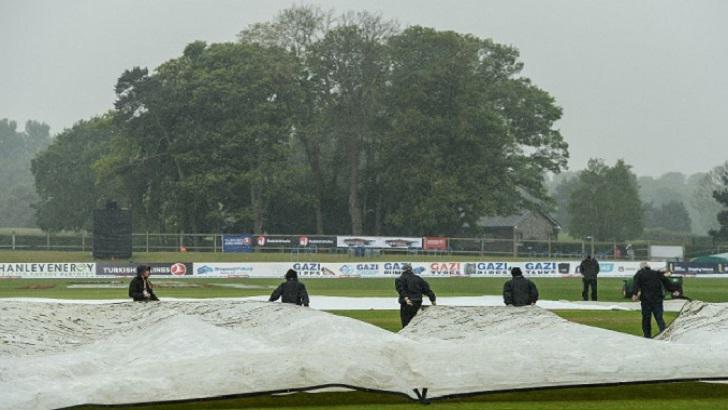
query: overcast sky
1 0 726 176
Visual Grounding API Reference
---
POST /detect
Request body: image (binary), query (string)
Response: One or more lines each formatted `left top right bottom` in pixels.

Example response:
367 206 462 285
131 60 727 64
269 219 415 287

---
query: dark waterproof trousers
400 300 423 328
582 277 598 301
641 300 666 338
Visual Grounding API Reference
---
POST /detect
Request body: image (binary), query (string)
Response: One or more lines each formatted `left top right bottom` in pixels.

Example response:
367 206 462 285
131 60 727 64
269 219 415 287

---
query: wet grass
2 276 726 302
69 377 728 410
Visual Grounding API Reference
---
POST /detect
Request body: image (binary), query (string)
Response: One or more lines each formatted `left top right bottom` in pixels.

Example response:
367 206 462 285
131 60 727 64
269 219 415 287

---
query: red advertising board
424 237 448 251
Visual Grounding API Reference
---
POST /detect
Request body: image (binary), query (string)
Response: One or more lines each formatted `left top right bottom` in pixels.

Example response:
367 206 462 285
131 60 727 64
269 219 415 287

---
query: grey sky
1 0 726 176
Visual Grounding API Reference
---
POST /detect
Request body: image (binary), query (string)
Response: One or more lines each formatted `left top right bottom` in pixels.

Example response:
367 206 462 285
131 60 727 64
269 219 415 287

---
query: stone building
477 210 560 241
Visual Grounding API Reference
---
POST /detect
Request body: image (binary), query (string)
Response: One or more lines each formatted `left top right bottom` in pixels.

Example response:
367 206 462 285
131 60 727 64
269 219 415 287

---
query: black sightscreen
92 206 132 259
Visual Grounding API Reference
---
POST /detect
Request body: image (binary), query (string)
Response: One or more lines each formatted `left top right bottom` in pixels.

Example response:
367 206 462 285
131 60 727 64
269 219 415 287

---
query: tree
710 163 728 241
637 171 717 235
308 13 397 235
686 172 722 235
106 41 305 233
549 173 579 229
242 7 398 235
239 5 333 234
644 200 692 232
32 115 114 231
0 119 51 227
378 27 568 235
29 10 572 236
568 159 643 241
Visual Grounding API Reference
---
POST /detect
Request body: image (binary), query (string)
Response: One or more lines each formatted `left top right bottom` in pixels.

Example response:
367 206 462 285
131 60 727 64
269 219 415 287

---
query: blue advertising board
222 234 253 253
667 262 726 275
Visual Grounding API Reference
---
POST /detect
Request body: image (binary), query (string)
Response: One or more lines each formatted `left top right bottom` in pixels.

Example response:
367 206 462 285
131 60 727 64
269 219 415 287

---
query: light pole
586 235 594 256
583 235 594 256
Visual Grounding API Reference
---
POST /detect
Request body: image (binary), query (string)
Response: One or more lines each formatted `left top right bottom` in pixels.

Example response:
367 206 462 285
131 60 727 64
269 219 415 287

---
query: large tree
568 159 643 241
0 119 51 227
638 171 719 235
105 41 305 233
32 115 114 231
241 7 398 235
239 5 333 234
30 8 571 236
644 200 692 233
709 163 728 241
308 13 397 235
548 172 579 230
378 27 568 235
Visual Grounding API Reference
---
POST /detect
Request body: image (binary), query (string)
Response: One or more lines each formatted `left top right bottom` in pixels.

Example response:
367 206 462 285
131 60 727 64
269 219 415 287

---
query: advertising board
96 262 193 277
0 263 96 278
336 236 423 249
222 235 253 253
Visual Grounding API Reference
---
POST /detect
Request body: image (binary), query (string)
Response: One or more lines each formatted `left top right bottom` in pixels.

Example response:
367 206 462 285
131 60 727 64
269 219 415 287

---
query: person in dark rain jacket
395 263 436 328
128 265 159 302
579 255 600 301
632 262 678 338
269 269 310 307
503 267 539 306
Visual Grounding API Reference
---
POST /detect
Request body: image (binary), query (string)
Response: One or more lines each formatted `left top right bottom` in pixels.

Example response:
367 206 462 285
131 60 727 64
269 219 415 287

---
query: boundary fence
1 231 727 260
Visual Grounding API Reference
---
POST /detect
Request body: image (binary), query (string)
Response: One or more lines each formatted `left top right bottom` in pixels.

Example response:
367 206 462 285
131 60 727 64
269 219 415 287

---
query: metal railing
0 231 726 260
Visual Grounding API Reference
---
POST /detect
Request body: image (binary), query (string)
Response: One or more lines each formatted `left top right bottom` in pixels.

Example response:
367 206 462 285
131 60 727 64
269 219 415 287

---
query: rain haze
1 0 727 176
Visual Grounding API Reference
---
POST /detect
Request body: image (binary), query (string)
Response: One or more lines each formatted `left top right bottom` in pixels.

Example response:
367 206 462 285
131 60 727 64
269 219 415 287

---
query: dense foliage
32 115 116 231
567 159 644 241
710 163 728 240
0 119 51 227
31 6 569 234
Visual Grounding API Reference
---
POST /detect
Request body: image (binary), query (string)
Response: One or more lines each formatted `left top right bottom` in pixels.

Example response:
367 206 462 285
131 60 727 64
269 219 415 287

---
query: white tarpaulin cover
0 295 691 311
1 300 726 409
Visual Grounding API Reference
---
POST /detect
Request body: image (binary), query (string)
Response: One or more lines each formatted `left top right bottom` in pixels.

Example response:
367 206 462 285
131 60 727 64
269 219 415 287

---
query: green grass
328 309 679 337
2 277 726 302
0 227 45 235
329 310 404 332
64 310 724 410
70 382 728 410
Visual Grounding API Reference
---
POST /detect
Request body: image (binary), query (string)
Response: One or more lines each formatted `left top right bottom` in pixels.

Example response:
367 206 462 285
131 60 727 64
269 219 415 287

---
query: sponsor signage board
0 260 708 279
573 261 662 277
667 262 726 275
423 237 448 251
302 236 337 248
222 235 253 253
191 261 671 278
254 235 336 248
0 263 96 278
193 263 284 277
96 262 193 277
193 262 338 278
336 236 423 249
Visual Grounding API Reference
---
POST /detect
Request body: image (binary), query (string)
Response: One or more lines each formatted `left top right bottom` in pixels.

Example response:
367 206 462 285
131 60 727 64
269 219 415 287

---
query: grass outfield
2 276 727 302
329 310 679 336
72 383 728 410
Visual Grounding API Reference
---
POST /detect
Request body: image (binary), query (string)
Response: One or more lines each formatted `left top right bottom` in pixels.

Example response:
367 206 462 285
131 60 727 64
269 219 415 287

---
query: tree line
549 161 728 241
31 6 568 236
0 119 50 227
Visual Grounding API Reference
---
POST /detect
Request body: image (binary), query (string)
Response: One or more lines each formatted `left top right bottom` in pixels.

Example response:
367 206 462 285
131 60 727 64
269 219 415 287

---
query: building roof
477 209 560 229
